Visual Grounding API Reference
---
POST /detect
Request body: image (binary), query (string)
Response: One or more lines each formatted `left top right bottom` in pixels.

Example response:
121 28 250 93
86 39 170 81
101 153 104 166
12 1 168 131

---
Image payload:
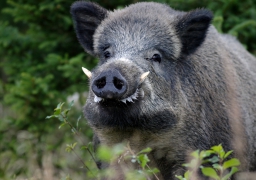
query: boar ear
175 9 213 55
70 2 108 55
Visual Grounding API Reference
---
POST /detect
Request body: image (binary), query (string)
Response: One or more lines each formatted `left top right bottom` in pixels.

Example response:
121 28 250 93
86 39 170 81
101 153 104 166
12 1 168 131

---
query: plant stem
62 115 99 170
72 149 95 177
146 164 160 180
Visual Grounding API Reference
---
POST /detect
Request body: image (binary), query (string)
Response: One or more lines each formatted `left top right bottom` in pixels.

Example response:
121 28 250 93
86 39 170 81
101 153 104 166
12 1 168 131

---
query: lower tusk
82 67 92 79
140 71 150 84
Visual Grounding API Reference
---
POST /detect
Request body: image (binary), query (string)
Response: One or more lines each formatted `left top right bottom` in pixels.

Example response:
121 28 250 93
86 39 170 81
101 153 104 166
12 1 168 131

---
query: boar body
71 2 256 179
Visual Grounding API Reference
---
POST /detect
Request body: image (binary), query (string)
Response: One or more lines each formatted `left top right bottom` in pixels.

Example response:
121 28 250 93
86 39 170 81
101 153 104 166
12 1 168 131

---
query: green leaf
58 115 64 122
222 167 239 180
56 102 65 110
71 142 77 149
63 109 70 116
138 147 152 155
138 154 150 169
147 168 159 174
175 175 184 180
45 116 52 119
80 145 88 150
211 144 225 159
205 150 215 155
54 108 61 115
71 128 76 134
182 163 190 168
211 144 222 153
53 102 65 116
201 167 219 180
207 156 219 163
191 150 200 158
76 115 81 129
45 115 58 119
230 167 239 174
224 150 233 159
184 171 190 179
65 144 72 153
223 158 240 169
58 122 67 129
200 150 212 159
65 142 77 152
212 163 222 171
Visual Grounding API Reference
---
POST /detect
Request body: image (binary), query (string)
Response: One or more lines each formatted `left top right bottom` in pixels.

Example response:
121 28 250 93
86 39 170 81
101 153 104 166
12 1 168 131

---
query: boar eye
151 54 161 63
104 51 111 59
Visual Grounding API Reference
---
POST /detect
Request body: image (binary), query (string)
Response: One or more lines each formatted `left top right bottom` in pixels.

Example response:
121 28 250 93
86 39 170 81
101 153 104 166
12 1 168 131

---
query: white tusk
82 67 92 79
140 71 150 84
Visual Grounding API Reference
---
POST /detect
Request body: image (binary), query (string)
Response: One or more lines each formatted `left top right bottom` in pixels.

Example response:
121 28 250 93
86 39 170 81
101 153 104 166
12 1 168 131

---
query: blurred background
0 0 255 179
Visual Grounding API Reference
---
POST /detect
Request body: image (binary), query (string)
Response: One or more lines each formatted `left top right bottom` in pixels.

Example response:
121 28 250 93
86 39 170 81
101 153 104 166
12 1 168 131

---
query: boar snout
92 69 128 100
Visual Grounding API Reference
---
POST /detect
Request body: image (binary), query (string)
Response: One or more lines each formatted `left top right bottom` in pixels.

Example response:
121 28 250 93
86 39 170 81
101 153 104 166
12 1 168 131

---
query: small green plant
127 146 160 180
175 144 240 180
96 143 160 180
47 101 159 180
46 101 98 178
47 103 241 180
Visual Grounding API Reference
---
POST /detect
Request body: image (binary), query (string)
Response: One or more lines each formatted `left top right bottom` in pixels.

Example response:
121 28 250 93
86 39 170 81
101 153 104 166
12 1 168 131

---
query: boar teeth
140 71 150 84
119 89 139 104
82 67 92 79
121 99 127 104
94 96 103 103
127 97 133 102
93 89 140 104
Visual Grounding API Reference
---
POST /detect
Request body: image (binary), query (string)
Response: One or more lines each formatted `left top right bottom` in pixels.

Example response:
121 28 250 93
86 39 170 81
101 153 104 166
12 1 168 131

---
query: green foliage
47 101 159 179
49 102 240 179
47 101 97 178
88 143 159 180
176 144 240 180
0 0 93 178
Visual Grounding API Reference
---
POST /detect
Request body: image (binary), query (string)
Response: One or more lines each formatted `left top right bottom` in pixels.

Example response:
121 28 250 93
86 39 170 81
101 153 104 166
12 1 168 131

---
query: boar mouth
81 67 149 105
94 88 143 104
92 71 149 105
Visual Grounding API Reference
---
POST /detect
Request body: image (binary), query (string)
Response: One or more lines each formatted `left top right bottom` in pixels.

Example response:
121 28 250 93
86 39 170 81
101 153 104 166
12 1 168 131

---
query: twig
72 149 95 177
61 114 99 169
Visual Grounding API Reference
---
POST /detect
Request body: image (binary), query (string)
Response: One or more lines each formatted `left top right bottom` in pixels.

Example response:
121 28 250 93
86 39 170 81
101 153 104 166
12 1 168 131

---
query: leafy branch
176 144 240 180
46 101 99 176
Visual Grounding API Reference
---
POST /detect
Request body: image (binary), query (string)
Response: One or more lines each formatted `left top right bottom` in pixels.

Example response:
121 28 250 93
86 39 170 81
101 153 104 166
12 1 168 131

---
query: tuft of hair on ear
70 1 108 55
175 9 213 55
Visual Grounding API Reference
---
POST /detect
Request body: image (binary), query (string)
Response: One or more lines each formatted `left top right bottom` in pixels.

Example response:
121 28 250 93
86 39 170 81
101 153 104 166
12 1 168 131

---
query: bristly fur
71 1 256 179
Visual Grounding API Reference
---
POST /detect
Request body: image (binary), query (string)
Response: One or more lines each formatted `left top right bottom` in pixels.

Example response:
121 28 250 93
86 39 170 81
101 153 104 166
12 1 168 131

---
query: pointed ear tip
193 8 214 20
70 1 84 10
70 1 82 14
203 9 213 19
70 1 98 12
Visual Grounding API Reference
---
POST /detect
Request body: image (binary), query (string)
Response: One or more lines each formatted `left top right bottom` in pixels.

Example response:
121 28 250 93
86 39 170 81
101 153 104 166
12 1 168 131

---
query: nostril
92 70 127 99
95 77 106 89
113 77 124 90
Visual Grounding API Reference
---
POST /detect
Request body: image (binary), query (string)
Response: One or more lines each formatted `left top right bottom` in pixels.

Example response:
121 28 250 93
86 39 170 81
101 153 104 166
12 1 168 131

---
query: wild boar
70 1 256 179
